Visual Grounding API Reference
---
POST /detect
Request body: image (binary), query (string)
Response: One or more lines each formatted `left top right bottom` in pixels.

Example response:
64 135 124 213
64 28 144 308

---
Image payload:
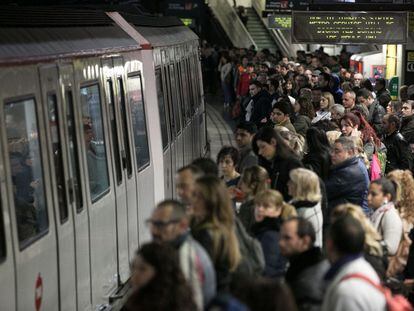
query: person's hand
229 186 245 202
260 117 267 123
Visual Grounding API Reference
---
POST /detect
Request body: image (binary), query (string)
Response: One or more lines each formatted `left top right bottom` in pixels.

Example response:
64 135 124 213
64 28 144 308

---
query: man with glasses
147 199 216 310
325 137 370 215
235 121 258 173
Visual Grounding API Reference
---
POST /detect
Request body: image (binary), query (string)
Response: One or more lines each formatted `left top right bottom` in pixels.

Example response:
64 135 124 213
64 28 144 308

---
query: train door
0 154 15 310
39 65 77 310
101 58 131 284
169 64 184 170
76 58 118 305
0 66 59 310
155 69 172 198
58 63 91 310
162 63 177 195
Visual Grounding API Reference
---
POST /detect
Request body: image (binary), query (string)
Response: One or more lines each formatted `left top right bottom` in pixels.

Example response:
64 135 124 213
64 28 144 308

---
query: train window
156 70 169 150
186 59 195 115
5 97 49 248
177 63 188 123
66 91 83 212
107 80 122 185
80 84 110 202
127 74 150 170
117 78 133 178
169 65 182 135
47 93 68 223
180 61 190 121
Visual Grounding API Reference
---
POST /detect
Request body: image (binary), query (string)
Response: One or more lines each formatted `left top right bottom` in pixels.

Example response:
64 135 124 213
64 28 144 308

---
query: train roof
0 6 195 65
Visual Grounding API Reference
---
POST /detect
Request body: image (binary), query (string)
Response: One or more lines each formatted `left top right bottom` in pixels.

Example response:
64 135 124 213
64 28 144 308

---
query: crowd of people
124 47 414 311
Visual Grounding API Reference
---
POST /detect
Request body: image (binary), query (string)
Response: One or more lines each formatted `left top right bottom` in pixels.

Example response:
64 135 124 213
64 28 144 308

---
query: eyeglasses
145 219 180 228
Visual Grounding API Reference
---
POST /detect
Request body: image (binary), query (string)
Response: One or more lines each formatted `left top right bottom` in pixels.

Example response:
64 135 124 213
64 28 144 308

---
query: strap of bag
341 273 385 294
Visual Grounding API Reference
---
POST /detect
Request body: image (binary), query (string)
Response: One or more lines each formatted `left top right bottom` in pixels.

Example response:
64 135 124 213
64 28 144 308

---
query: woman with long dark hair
303 127 331 180
252 127 302 200
125 242 197 311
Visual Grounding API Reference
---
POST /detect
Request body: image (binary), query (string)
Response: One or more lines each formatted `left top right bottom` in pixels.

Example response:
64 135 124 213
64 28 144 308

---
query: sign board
389 76 399 100
409 12 414 33
405 50 414 86
407 51 414 73
265 0 308 11
268 14 292 29
292 11 408 44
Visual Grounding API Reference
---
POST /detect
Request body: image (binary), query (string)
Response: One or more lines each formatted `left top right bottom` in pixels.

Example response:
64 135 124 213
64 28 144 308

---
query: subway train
0 6 207 311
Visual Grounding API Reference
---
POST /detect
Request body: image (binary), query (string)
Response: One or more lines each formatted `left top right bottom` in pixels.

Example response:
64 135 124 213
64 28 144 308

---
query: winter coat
400 114 414 144
311 110 331 124
275 118 297 133
237 199 255 235
321 257 387 311
330 75 343 104
191 224 232 293
268 154 303 201
293 114 312 137
251 217 287 278
383 131 413 173
285 247 330 311
303 149 331 180
247 90 272 129
367 101 385 135
237 145 258 174
370 202 403 256
291 201 323 248
325 157 370 215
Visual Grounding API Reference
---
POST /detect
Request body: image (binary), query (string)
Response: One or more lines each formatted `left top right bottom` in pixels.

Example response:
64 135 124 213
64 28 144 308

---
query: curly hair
125 243 197 311
352 110 381 147
387 170 414 224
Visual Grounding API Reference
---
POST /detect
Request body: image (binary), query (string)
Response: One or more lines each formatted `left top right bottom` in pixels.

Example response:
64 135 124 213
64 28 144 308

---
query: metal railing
207 0 257 49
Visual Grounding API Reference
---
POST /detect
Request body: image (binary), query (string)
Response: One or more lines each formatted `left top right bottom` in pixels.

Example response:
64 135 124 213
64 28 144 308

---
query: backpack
234 218 265 277
341 273 413 311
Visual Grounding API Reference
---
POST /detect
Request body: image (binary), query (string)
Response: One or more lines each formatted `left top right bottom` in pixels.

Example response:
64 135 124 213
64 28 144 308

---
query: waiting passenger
237 165 269 234
368 178 403 256
312 92 334 124
148 200 216 309
270 99 296 133
190 176 241 292
192 157 219 177
252 190 288 278
288 168 323 248
302 127 331 180
217 146 240 188
279 217 329 311
234 121 258 173
244 81 272 128
325 137 370 215
292 97 314 137
176 164 203 207
322 216 386 311
125 242 197 311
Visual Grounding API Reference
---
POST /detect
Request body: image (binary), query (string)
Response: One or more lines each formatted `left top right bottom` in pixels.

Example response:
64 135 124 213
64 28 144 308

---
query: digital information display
292 11 407 44
268 14 292 29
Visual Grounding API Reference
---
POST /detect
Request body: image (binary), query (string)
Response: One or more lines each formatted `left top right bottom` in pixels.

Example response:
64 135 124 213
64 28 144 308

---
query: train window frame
46 92 69 224
126 72 151 171
79 82 111 203
4 95 50 250
106 79 123 186
0 195 5 261
117 77 133 179
169 64 182 135
155 68 169 151
163 66 177 138
65 90 84 212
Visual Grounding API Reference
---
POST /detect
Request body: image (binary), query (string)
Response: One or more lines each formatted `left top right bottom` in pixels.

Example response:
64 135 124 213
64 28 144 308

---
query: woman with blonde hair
191 176 241 292
312 92 334 124
252 189 289 277
331 203 387 280
288 168 323 247
386 170 414 277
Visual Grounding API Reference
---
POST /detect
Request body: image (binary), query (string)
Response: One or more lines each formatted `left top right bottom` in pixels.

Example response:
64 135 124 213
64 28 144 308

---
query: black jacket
285 247 330 311
251 217 287 278
268 154 303 201
367 101 386 135
383 131 413 173
250 90 272 129
400 114 414 144
303 149 331 181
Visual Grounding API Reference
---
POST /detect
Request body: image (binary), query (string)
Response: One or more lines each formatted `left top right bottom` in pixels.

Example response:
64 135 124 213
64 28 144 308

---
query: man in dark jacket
325 137 370 215
356 88 385 135
375 77 390 99
382 113 413 173
234 121 258 173
400 100 414 145
244 81 272 129
280 217 329 311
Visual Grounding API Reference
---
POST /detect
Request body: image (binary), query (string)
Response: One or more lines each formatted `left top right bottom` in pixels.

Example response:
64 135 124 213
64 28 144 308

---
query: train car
0 6 206 311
